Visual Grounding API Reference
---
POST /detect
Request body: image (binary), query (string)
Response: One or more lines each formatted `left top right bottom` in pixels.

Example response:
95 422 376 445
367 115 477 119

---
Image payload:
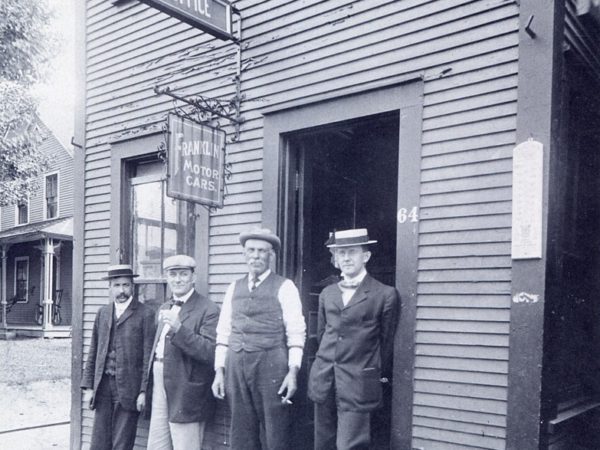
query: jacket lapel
344 275 372 309
116 297 137 326
331 286 345 311
149 303 170 359
178 291 199 324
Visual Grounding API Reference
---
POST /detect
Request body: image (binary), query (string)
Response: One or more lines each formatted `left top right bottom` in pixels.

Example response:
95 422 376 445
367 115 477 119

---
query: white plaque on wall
511 139 544 259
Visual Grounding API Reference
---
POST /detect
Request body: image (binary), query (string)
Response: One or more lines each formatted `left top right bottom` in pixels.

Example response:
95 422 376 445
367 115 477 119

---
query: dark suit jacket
146 290 220 423
81 298 156 411
308 274 399 412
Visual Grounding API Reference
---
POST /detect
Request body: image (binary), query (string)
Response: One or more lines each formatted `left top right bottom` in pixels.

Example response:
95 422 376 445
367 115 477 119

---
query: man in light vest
212 228 306 450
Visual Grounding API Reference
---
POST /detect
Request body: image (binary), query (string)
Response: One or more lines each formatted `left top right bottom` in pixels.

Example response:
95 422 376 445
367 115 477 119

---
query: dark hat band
332 236 374 246
104 268 139 279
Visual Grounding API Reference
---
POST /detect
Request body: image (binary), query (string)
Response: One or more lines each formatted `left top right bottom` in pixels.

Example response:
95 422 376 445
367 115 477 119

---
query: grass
0 337 71 385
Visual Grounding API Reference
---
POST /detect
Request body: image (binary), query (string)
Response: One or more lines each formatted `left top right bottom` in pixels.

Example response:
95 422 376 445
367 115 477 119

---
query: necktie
250 277 259 291
171 299 184 307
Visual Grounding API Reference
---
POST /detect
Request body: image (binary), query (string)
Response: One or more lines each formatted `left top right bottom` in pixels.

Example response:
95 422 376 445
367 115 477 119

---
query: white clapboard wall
80 0 519 448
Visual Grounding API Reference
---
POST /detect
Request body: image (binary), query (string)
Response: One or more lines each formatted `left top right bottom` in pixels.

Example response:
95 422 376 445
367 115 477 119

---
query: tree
0 0 57 207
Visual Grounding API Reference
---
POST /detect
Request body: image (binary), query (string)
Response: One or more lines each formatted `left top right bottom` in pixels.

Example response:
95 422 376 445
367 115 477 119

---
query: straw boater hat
326 228 377 248
102 264 139 280
163 254 197 271
239 228 281 252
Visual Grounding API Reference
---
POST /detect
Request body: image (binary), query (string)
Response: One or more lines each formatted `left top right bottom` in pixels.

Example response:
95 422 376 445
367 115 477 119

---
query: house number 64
397 207 419 223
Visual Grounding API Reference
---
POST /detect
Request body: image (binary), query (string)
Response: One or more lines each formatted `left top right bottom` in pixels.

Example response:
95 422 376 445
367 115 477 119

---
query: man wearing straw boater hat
146 254 220 450
81 264 155 450
308 228 399 450
211 228 306 450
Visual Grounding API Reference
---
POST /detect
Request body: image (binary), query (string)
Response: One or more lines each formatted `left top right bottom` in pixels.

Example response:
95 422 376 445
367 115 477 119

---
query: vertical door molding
261 78 424 449
507 1 566 448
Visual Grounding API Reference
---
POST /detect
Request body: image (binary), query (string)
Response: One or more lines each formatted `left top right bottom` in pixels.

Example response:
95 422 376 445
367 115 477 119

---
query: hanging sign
138 0 233 41
167 114 226 208
511 139 544 259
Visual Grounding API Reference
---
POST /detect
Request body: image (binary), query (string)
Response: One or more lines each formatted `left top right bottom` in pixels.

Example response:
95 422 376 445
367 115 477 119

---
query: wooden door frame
261 77 424 449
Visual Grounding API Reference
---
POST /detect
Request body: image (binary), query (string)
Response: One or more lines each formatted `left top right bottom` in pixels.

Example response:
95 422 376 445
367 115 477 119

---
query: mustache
116 293 129 299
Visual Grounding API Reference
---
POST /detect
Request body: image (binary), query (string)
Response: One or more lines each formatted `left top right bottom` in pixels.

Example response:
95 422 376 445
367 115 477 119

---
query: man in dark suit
146 254 220 450
81 264 156 450
308 228 400 450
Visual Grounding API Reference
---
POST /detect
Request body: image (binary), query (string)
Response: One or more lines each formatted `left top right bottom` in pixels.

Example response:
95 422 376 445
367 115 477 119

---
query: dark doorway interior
542 60 600 449
283 111 400 449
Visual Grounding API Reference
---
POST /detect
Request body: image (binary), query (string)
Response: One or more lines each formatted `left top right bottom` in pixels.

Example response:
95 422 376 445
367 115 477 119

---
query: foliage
0 81 49 207
0 0 56 85
0 0 57 207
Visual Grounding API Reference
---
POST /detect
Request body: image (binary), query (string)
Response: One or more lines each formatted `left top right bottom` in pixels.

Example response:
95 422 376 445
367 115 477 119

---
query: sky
35 1 76 148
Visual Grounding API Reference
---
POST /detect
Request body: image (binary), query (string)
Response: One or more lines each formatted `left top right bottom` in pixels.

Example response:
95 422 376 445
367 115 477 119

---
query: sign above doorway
166 114 227 208
138 0 234 41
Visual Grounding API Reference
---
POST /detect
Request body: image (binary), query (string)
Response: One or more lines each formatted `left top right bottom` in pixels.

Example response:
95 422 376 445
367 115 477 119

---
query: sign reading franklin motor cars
167 114 226 208
138 0 233 41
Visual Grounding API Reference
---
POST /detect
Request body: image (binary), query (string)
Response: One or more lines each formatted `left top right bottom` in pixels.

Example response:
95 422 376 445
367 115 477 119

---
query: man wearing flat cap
147 254 220 450
211 228 306 450
81 264 155 450
308 228 400 450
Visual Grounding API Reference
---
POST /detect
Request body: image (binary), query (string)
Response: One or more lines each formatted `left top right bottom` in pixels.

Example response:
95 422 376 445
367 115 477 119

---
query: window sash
17 201 28 224
46 174 58 218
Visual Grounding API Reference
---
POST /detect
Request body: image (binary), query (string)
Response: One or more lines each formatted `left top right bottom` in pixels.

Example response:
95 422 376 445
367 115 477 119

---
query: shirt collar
114 296 133 313
342 268 367 285
248 269 271 285
173 288 195 303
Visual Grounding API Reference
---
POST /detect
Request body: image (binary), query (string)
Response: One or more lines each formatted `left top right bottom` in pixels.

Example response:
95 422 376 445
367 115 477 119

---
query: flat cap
163 254 197 271
239 228 281 252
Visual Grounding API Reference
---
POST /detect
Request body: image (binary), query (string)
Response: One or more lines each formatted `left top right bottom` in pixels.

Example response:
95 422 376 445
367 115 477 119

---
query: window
127 158 196 308
16 199 29 225
14 257 29 303
45 173 59 219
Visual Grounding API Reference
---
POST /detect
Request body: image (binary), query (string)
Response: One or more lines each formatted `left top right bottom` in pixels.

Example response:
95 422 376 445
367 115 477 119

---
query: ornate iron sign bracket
154 7 244 141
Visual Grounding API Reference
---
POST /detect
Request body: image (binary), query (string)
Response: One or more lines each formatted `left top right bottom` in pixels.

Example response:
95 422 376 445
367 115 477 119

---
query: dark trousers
314 387 371 450
226 347 292 450
90 375 140 450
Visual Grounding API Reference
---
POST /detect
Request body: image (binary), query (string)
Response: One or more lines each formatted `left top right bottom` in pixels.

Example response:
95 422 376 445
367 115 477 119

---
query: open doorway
541 60 600 448
283 111 400 449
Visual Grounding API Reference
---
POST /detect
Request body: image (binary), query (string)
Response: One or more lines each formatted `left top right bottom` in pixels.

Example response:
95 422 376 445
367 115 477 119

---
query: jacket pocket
361 367 381 404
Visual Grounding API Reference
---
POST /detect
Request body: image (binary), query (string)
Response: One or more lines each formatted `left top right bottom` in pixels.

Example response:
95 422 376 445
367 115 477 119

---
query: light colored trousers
147 362 205 450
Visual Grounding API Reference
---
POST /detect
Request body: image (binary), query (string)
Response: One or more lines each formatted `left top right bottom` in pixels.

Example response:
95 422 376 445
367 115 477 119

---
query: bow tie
339 280 360 290
170 299 184 307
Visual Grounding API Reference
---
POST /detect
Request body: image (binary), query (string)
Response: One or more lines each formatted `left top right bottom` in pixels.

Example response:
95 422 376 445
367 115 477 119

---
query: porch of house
0 218 73 339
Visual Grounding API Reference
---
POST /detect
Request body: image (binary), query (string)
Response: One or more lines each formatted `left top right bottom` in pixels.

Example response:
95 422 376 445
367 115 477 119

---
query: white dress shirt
215 270 306 369
114 296 133 319
338 268 368 306
155 288 195 359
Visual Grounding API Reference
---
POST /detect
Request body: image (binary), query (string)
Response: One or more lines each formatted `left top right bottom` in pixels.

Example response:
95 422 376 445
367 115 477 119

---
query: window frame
109 132 209 298
44 171 60 220
15 197 30 226
13 256 30 303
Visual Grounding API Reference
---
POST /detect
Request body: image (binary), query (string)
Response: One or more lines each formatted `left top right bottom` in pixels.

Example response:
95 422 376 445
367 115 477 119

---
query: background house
0 121 74 338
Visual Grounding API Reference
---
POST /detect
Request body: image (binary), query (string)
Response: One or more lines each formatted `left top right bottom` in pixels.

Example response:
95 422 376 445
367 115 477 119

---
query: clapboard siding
79 0 521 447
0 125 73 230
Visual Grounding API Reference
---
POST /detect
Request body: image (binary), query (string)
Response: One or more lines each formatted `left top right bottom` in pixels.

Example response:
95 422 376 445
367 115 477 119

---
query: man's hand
212 368 226 400
82 389 94 410
159 309 182 333
136 392 146 412
277 366 299 404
